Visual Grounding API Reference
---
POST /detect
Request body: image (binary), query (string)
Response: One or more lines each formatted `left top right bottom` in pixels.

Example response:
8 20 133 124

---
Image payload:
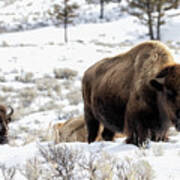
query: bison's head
150 65 180 132
0 105 14 144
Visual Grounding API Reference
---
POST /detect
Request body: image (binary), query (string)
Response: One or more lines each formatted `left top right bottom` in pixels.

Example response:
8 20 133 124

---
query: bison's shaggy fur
0 105 14 144
82 41 180 146
53 115 123 143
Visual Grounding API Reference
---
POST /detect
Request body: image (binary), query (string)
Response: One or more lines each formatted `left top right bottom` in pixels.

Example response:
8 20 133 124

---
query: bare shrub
20 158 42 180
0 164 16 180
80 151 155 180
66 89 82 105
39 144 82 180
38 144 155 180
53 68 78 80
113 157 155 180
80 151 114 180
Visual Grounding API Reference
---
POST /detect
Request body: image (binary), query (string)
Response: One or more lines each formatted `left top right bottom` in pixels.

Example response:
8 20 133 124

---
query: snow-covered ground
0 0 180 179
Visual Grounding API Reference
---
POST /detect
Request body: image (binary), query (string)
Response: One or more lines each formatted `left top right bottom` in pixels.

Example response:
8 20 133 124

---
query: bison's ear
150 66 175 91
150 78 164 91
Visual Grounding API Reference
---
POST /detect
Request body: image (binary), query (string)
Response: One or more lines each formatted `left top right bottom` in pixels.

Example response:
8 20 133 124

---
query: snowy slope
0 0 179 179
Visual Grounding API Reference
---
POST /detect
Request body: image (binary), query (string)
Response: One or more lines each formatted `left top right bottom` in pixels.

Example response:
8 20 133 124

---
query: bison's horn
7 106 14 118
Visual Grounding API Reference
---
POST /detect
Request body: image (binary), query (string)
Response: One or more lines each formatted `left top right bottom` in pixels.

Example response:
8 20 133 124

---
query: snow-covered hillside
0 0 180 179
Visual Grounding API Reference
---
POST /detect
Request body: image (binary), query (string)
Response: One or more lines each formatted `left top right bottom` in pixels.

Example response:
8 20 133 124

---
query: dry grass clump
66 89 82 105
19 87 37 108
53 68 78 80
0 75 6 82
61 79 74 89
8 121 55 146
1 86 15 92
38 101 63 112
15 72 34 83
0 94 8 104
35 77 61 96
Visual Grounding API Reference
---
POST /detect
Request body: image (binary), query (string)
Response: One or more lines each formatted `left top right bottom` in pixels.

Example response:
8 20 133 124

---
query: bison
0 105 14 144
82 40 180 146
53 115 123 143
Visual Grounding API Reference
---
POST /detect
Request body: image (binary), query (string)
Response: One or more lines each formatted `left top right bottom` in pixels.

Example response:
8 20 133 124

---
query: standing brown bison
0 105 14 144
82 41 180 146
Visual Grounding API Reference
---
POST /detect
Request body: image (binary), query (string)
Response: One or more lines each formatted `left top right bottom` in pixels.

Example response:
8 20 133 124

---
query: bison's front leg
102 127 115 141
153 92 171 142
124 110 149 146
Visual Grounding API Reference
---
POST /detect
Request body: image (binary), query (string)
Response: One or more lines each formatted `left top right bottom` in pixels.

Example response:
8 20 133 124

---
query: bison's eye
176 110 180 119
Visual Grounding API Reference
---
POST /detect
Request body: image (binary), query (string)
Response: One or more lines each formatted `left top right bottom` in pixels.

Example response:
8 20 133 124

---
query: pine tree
49 0 79 43
126 0 180 40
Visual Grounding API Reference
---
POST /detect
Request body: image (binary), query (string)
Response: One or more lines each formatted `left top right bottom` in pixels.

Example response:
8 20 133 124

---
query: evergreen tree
49 0 79 43
126 0 179 40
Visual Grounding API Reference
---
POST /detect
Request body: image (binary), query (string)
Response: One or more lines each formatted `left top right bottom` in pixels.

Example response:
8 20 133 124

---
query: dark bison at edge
82 41 180 146
0 105 14 144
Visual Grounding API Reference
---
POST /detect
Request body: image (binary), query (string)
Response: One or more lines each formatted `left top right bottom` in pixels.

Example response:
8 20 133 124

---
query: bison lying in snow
53 115 123 143
0 105 14 144
82 40 180 146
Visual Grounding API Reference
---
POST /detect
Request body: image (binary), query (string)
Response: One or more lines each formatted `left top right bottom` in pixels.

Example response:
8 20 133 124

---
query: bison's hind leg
102 127 115 141
151 130 169 142
125 131 138 146
84 107 100 143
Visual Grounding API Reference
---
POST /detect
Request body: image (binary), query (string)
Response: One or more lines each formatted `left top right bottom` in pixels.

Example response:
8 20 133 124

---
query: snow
0 0 179 179
0 143 38 168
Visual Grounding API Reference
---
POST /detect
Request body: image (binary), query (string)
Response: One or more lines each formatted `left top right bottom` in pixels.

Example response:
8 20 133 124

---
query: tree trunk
64 0 68 43
147 1 154 40
64 19 68 43
156 1 161 40
100 0 104 19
